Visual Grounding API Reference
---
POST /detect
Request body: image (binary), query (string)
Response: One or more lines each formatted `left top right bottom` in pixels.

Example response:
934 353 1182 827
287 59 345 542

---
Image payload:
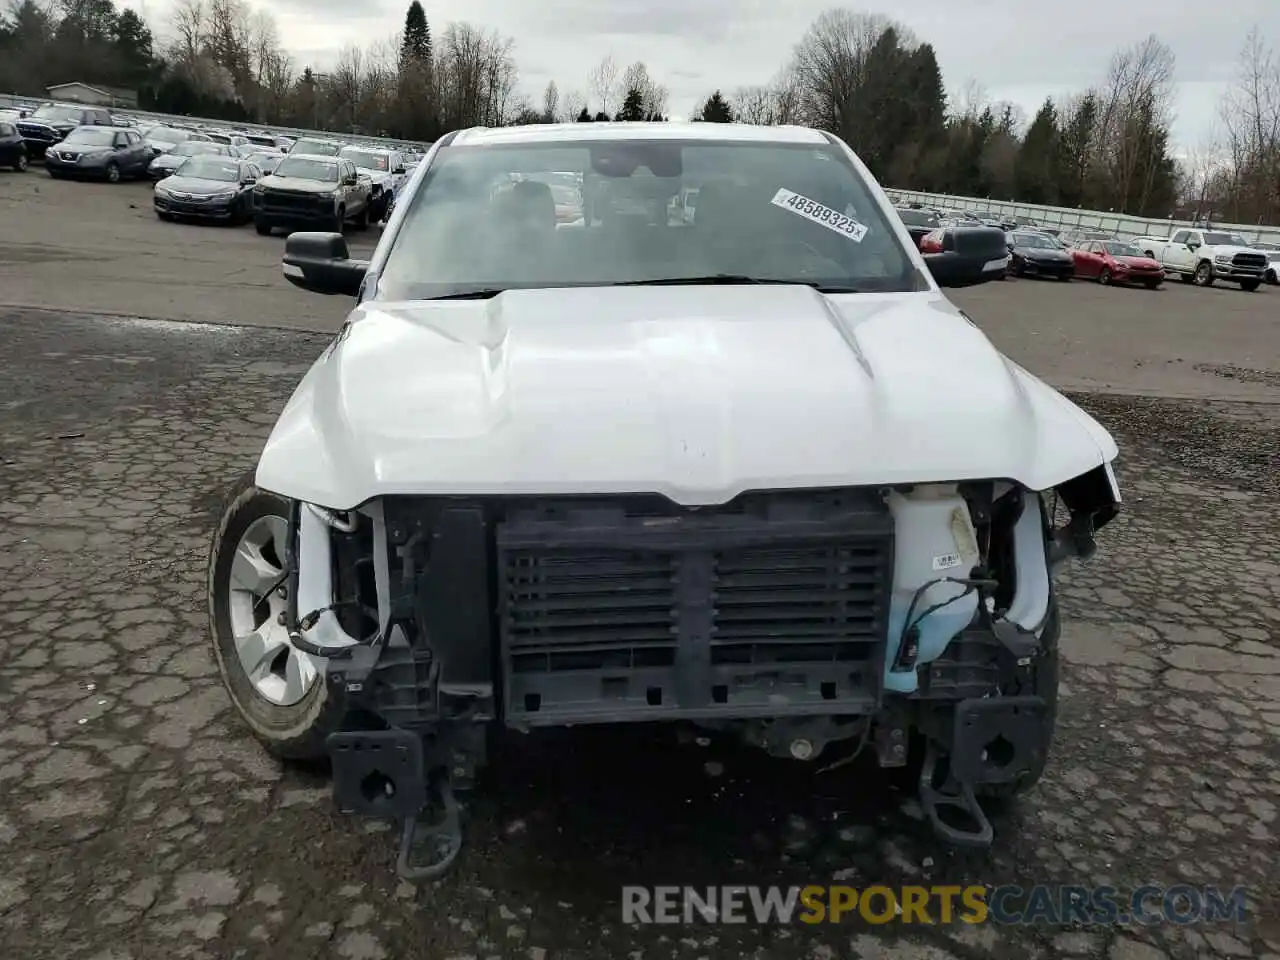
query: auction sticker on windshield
772 188 869 242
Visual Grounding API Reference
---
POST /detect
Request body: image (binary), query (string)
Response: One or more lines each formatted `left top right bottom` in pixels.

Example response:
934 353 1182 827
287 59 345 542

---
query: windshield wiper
614 275 864 293
422 278 865 301
423 289 508 301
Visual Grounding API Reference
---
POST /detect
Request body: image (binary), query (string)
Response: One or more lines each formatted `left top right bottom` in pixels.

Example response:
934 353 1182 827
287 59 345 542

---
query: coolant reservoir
884 485 982 693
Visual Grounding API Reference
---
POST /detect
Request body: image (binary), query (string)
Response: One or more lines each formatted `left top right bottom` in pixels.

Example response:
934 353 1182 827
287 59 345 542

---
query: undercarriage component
918 694 1050 847
396 774 463 881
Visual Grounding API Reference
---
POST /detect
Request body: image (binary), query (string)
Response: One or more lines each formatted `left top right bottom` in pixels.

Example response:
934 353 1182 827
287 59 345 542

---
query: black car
1007 230 1074 280
147 141 232 181
893 206 941 249
154 155 263 224
45 125 151 181
16 103 113 157
0 121 28 171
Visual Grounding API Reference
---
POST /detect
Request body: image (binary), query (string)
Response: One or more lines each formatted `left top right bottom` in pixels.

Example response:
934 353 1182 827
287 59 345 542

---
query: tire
14 153 27 172
255 218 273 236
1098 267 1111 285
1143 279 1161 290
1179 273 1193 284
105 161 120 184
331 205 346 233
156 211 173 222
1193 261 1213 286
976 598 1060 801
353 202 370 230
1267 268 1278 286
48 168 63 179
207 469 343 760
1240 279 1260 292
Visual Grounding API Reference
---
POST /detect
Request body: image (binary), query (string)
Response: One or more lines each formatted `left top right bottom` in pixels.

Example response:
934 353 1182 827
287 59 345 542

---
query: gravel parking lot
1 171 1278 960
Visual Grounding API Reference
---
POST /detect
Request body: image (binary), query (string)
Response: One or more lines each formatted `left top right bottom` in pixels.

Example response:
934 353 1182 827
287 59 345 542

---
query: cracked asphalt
1 172 1278 960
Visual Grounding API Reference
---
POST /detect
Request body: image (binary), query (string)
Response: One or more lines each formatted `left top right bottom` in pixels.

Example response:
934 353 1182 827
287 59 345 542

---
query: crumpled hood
257 286 1118 509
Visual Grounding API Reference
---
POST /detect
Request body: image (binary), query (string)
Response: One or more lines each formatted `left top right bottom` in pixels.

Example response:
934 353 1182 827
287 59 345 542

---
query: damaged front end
268 462 1118 877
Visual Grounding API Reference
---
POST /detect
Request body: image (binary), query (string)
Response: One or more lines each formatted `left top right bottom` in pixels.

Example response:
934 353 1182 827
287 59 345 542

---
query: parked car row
893 207 1277 292
2 119 428 237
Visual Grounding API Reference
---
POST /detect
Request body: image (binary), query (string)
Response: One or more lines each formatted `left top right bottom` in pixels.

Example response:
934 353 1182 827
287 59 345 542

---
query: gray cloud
134 0 1280 144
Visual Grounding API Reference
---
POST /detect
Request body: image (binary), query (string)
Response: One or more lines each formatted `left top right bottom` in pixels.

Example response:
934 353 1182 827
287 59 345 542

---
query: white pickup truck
1133 228 1270 290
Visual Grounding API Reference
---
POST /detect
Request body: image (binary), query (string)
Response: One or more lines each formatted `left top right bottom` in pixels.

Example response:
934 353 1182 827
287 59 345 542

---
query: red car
1071 240 1164 289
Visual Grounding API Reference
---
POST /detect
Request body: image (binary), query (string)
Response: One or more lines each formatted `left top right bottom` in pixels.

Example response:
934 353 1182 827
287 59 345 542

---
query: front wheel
353 202 370 230
330 205 346 234
14 152 27 172
1193 261 1214 286
255 218 273 236
1143 279 1161 290
1098 267 1112 285
1240 279 1260 292
207 470 344 760
105 161 120 184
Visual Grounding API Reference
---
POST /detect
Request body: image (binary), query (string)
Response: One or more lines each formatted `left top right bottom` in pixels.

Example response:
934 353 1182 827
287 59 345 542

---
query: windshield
1102 242 1142 257
340 148 389 171
379 139 921 299
32 105 83 123
1012 232 1056 249
292 139 342 157
1204 231 1248 245
172 142 225 158
63 127 116 146
177 157 240 182
895 208 938 227
274 157 338 181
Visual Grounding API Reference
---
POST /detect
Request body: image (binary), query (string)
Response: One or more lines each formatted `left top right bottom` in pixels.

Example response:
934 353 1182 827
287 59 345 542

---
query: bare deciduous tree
589 54 618 116
788 10 900 132
541 79 559 122
1218 27 1280 221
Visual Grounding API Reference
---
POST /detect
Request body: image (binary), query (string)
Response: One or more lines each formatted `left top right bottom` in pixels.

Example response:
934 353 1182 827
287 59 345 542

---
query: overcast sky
130 0 1278 150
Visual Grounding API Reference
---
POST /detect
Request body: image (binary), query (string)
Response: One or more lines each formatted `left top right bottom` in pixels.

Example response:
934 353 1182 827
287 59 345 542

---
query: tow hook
396 771 463 881
918 695 1048 849
918 741 994 849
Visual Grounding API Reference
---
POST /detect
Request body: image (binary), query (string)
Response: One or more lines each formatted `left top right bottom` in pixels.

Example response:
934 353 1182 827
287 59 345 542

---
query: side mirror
923 226 1009 288
241 175 256 185
344 174 357 185
394 165 406 174
282 232 369 297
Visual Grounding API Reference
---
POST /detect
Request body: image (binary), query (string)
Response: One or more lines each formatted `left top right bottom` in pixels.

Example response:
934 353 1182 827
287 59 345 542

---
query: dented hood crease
256 286 1117 510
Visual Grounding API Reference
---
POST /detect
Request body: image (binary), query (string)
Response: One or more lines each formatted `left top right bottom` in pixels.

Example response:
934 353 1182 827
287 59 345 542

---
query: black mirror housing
282 232 369 297
923 226 1010 288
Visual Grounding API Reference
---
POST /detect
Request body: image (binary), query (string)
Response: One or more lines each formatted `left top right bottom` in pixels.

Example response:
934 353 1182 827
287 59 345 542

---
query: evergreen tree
401 1 430 64
1015 99 1060 205
617 87 645 121
576 106 592 122
698 91 733 122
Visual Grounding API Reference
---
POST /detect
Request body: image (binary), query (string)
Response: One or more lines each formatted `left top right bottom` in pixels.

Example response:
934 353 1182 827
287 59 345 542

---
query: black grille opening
496 495 894 716
503 548 678 675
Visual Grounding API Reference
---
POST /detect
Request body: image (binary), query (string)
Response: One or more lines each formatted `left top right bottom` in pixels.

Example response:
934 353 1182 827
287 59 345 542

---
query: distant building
45 83 139 109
